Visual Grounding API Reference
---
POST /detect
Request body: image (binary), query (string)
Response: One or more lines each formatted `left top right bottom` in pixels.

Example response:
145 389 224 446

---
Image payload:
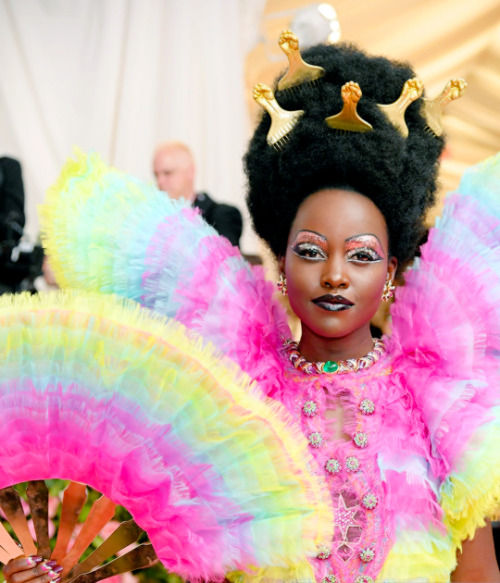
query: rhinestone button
353 431 368 448
302 400 318 417
359 546 375 563
308 432 324 448
362 493 378 510
359 398 375 414
325 458 341 474
316 543 331 560
345 455 360 472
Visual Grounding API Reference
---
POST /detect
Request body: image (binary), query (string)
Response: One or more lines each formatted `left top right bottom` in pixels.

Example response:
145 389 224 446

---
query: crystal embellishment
322 576 339 583
302 400 318 417
308 432 323 448
323 360 339 373
355 576 374 583
316 543 331 560
359 547 375 563
335 493 360 539
325 458 341 474
362 493 378 510
345 455 360 472
353 431 368 448
359 398 375 414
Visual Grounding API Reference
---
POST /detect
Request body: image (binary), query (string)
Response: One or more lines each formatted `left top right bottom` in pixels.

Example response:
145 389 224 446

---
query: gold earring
277 273 288 296
382 277 395 302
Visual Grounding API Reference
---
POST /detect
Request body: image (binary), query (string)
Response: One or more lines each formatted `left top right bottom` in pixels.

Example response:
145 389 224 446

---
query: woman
6 38 500 582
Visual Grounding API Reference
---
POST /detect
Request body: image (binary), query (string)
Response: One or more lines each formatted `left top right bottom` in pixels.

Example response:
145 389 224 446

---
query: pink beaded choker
283 338 385 375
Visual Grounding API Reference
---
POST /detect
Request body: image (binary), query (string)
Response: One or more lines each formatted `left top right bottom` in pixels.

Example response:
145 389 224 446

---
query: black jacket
0 156 25 242
193 192 243 248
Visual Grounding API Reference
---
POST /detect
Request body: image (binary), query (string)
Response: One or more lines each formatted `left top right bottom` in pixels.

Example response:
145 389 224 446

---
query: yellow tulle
0 289 334 577
441 435 500 547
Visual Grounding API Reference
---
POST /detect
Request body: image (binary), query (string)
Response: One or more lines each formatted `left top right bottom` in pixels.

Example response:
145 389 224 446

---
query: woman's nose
320 257 349 289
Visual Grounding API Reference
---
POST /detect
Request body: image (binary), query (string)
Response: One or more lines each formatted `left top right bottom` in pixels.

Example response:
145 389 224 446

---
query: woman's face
282 188 397 343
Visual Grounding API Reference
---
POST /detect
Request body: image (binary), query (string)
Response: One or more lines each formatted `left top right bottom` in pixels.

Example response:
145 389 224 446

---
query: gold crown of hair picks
423 78 467 137
377 78 423 138
325 81 373 133
277 30 326 92
253 82 305 149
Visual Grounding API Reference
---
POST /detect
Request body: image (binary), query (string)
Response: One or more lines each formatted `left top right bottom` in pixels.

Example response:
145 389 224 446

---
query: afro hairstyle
244 42 445 271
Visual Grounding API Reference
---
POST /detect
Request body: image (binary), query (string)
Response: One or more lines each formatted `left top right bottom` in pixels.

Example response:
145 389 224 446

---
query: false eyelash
345 247 382 261
292 242 327 259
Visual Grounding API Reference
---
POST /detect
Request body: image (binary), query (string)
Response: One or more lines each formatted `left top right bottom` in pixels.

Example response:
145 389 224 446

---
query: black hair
244 42 445 271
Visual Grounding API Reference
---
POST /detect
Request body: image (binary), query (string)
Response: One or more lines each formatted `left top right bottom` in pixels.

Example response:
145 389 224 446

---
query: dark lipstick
312 294 354 312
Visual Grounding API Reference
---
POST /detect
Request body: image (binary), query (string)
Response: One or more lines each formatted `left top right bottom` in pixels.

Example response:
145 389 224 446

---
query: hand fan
0 290 332 582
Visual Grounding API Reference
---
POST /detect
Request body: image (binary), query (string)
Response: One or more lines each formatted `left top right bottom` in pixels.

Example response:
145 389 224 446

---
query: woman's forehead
290 188 389 241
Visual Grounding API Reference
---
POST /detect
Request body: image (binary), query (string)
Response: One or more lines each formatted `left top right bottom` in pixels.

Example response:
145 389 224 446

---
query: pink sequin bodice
278 347 437 583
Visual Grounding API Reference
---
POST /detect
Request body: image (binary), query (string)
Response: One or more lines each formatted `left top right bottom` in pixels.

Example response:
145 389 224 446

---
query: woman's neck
298 325 375 363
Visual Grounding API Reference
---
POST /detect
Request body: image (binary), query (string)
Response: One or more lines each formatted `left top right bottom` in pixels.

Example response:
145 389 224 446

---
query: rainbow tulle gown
2 150 500 582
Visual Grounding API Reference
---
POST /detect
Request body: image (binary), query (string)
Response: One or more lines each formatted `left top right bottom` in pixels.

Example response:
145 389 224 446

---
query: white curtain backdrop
0 0 266 251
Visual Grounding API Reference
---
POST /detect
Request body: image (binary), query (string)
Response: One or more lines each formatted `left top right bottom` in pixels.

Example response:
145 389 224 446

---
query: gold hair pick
423 79 467 137
325 81 373 133
277 30 326 92
253 82 304 149
377 78 423 138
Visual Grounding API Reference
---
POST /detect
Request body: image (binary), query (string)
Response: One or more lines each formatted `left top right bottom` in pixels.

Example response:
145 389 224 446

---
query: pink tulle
38 150 500 581
0 380 254 581
137 181 500 580
143 226 291 398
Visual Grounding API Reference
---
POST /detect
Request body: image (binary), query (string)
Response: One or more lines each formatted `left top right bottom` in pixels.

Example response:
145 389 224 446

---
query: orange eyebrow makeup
345 234 385 257
293 230 328 252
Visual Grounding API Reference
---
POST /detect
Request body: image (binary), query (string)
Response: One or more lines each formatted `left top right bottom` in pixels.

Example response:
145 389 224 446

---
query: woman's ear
278 255 285 275
388 256 398 282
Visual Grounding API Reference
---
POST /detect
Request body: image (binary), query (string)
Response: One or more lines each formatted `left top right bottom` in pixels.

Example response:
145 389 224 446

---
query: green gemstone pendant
323 360 339 373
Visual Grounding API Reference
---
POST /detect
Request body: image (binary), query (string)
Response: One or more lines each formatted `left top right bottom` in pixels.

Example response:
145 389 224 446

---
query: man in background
0 156 43 294
153 141 243 247
0 156 25 244
0 156 27 293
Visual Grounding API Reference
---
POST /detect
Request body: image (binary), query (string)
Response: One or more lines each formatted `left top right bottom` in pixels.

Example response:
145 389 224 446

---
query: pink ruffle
142 222 291 398
0 380 255 582
391 192 500 476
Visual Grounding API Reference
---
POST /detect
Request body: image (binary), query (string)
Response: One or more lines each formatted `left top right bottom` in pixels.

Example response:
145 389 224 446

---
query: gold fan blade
51 482 88 563
0 487 37 556
26 481 50 558
68 544 157 583
60 495 116 574
0 521 23 563
66 519 143 581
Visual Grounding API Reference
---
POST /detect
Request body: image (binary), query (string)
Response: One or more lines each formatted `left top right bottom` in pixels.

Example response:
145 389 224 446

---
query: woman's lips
312 294 354 312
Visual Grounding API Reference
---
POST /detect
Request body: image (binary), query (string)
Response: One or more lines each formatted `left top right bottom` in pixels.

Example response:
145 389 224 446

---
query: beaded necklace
283 338 385 375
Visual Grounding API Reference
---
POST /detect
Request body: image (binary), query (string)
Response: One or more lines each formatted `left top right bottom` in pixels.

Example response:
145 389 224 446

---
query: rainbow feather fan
0 290 333 582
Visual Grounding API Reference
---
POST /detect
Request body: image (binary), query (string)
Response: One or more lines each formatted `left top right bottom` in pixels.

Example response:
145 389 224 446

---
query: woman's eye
291 243 326 260
346 248 382 262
